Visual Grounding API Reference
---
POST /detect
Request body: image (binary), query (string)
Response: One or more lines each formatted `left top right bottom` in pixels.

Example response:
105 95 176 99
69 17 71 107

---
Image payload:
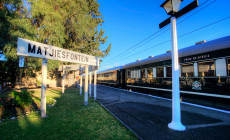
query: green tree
30 0 111 58
0 0 111 84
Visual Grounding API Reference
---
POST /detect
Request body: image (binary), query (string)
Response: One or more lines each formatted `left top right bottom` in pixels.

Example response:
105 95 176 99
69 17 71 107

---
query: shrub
11 90 34 107
36 80 41 87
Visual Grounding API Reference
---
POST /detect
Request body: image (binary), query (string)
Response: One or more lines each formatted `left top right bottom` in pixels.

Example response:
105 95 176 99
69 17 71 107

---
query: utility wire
110 16 230 64
177 0 216 24
101 28 169 65
101 0 216 67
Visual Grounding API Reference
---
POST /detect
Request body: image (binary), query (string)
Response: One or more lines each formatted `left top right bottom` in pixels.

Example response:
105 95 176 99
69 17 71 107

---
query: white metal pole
94 70 97 100
41 58 47 118
80 65 83 96
168 16 185 131
89 72 92 97
62 66 65 93
84 65 89 106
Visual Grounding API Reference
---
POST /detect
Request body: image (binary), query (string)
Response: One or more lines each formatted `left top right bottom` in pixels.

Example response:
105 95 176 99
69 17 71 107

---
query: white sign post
84 65 89 106
17 38 98 117
89 72 92 97
94 70 97 100
62 66 65 93
80 65 83 96
41 58 47 117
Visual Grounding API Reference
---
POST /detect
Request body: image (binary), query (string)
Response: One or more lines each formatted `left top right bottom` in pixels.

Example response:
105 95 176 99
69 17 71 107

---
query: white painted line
99 82 116 85
98 85 230 114
127 85 230 99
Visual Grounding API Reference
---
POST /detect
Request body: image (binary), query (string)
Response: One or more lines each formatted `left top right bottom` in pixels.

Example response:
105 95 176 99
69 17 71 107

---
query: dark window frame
147 68 153 78
198 60 215 77
227 58 230 76
181 63 194 77
166 66 172 77
156 67 164 77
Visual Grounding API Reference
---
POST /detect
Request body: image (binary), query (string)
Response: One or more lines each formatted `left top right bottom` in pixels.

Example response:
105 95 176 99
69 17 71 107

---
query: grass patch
0 88 137 140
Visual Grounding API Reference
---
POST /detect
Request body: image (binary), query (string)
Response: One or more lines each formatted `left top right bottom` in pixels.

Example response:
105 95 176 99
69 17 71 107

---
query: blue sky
97 0 230 70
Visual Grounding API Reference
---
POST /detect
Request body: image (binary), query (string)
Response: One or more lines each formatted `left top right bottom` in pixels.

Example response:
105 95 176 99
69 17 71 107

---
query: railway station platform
95 85 230 140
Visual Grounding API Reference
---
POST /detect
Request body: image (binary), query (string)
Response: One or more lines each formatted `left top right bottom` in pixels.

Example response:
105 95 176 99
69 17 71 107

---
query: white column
153 67 156 78
168 16 185 131
164 66 167 78
94 70 97 100
216 59 227 76
80 65 83 96
179 65 182 77
62 66 65 93
134 70 136 78
41 58 47 118
89 72 92 97
145 69 147 79
84 65 89 106
194 63 198 77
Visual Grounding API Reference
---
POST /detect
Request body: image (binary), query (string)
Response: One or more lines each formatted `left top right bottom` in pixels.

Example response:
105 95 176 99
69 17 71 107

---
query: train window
198 61 215 77
156 67 164 77
127 71 131 78
228 59 230 76
166 66 172 77
141 69 145 78
131 70 135 78
182 63 194 77
147 68 153 78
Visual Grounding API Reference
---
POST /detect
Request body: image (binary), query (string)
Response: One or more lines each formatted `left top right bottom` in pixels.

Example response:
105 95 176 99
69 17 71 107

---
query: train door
117 70 121 86
121 69 126 89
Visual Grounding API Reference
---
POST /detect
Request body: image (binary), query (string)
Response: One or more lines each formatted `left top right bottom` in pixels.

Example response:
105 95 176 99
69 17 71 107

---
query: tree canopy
0 0 111 68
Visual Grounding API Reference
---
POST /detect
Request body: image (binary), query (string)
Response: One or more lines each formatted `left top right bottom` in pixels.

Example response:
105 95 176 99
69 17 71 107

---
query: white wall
215 59 227 76
179 65 181 77
194 62 198 77
153 67 156 78
145 69 147 79
164 67 166 78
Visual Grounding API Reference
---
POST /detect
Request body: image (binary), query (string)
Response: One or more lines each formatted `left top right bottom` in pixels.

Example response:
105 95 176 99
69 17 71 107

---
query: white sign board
58 65 99 72
58 65 80 71
17 38 98 66
19 56 25 67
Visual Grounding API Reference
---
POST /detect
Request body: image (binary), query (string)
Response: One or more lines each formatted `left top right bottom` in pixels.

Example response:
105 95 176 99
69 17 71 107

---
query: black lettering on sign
44 47 48 55
73 54 77 60
62 51 66 58
54 49 56 57
77 55 80 61
66 52 70 59
50 49 54 56
85 57 88 62
28 44 36 54
57 50 61 58
37 46 42 55
71 53 74 60
81 56 84 62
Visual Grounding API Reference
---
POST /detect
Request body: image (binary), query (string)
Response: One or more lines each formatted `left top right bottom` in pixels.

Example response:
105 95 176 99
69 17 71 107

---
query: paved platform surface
95 85 230 140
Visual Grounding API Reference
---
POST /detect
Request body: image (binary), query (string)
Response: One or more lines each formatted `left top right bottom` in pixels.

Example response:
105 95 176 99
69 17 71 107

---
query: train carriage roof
123 35 230 69
97 65 123 74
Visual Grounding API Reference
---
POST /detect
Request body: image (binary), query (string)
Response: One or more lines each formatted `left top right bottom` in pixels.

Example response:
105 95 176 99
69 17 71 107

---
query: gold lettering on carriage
184 54 210 62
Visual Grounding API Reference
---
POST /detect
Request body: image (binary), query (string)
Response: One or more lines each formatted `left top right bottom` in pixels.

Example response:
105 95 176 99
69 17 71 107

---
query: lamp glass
172 0 182 12
163 0 173 14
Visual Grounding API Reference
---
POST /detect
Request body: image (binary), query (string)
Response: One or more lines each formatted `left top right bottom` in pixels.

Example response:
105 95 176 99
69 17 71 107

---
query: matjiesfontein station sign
17 38 97 66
